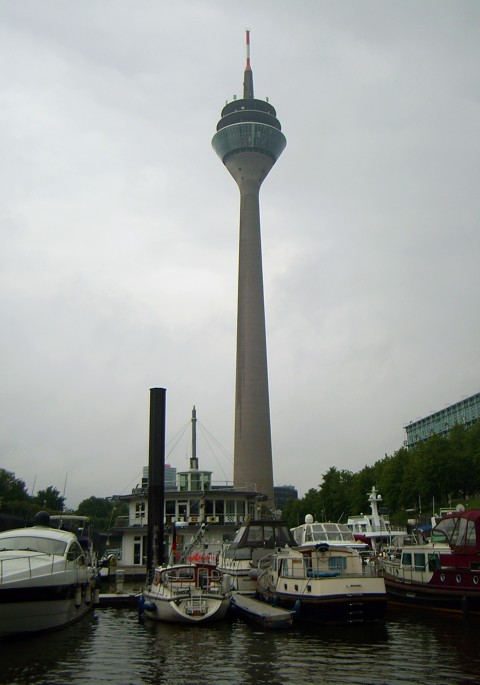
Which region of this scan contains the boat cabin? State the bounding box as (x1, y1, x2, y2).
(430, 509, 480, 569)
(291, 515, 368, 551)
(222, 520, 296, 563)
(153, 563, 223, 591)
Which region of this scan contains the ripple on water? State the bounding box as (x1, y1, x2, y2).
(1, 607, 480, 685)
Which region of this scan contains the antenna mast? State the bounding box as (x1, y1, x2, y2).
(243, 29, 254, 99)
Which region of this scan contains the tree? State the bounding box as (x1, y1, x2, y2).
(34, 486, 65, 512)
(318, 467, 354, 522)
(76, 496, 126, 531)
(0, 468, 30, 503)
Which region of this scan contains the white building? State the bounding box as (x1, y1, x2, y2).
(110, 464, 266, 575)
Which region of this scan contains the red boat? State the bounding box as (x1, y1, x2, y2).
(381, 507, 480, 614)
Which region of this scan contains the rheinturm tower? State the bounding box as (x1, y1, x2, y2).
(212, 32, 286, 504)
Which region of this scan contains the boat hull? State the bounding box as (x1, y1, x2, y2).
(261, 590, 387, 624)
(142, 591, 230, 624)
(258, 574, 387, 624)
(0, 583, 94, 638)
(383, 575, 480, 615)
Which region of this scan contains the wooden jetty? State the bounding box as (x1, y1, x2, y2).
(230, 593, 295, 630)
(98, 592, 140, 607)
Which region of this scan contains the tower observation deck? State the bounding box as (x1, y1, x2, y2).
(212, 31, 286, 505)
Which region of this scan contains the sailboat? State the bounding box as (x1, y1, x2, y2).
(139, 405, 231, 624)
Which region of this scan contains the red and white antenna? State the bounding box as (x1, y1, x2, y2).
(245, 29, 251, 71)
(243, 29, 254, 99)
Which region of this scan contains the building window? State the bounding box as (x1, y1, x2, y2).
(135, 502, 145, 523)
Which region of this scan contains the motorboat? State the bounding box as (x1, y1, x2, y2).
(380, 506, 480, 614)
(0, 512, 98, 639)
(291, 515, 369, 552)
(255, 542, 387, 624)
(49, 514, 97, 567)
(347, 486, 408, 550)
(216, 519, 297, 594)
(139, 561, 231, 624)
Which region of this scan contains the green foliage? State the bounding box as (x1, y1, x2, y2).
(0, 469, 30, 503)
(76, 497, 127, 532)
(34, 486, 65, 512)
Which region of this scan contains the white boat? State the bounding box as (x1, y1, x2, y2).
(216, 519, 297, 594)
(0, 512, 98, 639)
(140, 561, 231, 624)
(255, 543, 387, 624)
(346, 486, 408, 551)
(291, 515, 369, 552)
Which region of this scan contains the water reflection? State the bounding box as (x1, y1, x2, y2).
(0, 611, 98, 685)
(1, 608, 480, 685)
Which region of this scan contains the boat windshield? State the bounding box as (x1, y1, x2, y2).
(293, 523, 358, 545)
(230, 522, 295, 549)
(433, 515, 477, 549)
(0, 536, 68, 556)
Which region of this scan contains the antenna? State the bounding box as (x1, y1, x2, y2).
(245, 28, 251, 71)
(243, 29, 254, 99)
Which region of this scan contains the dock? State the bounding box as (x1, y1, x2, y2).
(98, 592, 141, 608)
(230, 593, 295, 630)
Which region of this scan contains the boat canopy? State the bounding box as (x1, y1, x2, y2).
(432, 510, 480, 552)
(224, 520, 296, 560)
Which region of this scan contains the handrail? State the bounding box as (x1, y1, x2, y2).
(0, 553, 69, 584)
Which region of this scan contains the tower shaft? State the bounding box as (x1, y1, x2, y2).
(229, 159, 274, 501)
(212, 33, 286, 507)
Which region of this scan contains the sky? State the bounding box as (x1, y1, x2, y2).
(1, 1, 480, 509)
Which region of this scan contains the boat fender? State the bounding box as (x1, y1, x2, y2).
(143, 601, 157, 614)
(84, 584, 92, 604)
(93, 588, 100, 605)
(272, 594, 279, 607)
(74, 586, 82, 607)
(293, 599, 302, 617)
(138, 595, 145, 616)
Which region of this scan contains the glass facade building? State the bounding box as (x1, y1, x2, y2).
(404, 391, 480, 448)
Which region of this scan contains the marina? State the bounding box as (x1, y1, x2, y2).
(2, 11, 480, 685)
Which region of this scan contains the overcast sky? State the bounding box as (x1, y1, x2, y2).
(1, 1, 479, 509)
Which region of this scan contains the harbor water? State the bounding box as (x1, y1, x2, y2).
(1, 606, 479, 685)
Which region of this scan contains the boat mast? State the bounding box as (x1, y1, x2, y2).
(190, 406, 199, 471)
(369, 486, 382, 531)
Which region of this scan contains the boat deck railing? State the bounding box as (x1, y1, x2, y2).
(0, 553, 73, 583)
(380, 560, 432, 583)
(279, 557, 382, 580)
(350, 524, 407, 535)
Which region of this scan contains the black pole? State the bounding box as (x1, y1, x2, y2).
(147, 387, 166, 572)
